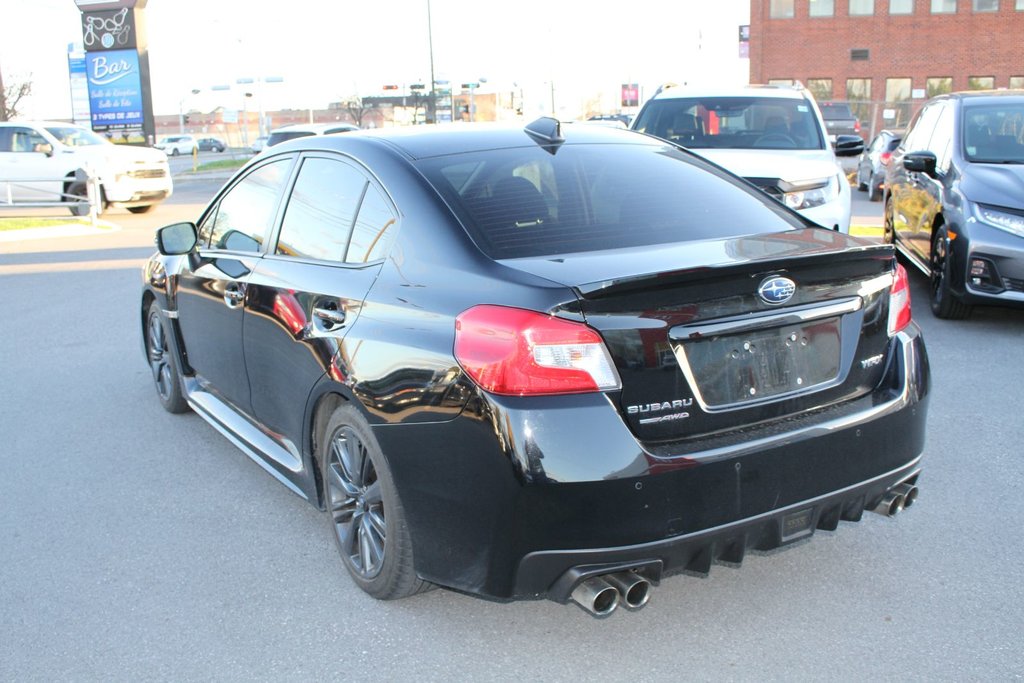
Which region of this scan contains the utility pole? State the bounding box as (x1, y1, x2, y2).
(0, 59, 8, 121)
(427, 0, 436, 124)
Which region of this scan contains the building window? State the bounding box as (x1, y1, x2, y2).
(932, 0, 956, 12)
(973, 0, 999, 8)
(850, 48, 871, 60)
(1011, 77, 1024, 88)
(807, 79, 834, 101)
(850, 0, 875, 13)
(927, 77, 954, 97)
(770, 0, 795, 17)
(810, 0, 835, 15)
(1018, 0, 1024, 9)
(847, 78, 872, 127)
(968, 76, 995, 90)
(890, 0, 914, 13)
(886, 78, 914, 128)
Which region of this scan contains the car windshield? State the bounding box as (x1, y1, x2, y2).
(962, 102, 1024, 164)
(416, 142, 804, 259)
(634, 96, 826, 151)
(45, 126, 108, 147)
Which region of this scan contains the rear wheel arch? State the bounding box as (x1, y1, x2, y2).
(310, 391, 350, 509)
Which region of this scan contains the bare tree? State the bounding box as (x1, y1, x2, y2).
(342, 96, 376, 128)
(0, 65, 33, 121)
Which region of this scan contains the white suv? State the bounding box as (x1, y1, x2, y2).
(632, 85, 863, 233)
(0, 121, 173, 214)
(155, 135, 198, 156)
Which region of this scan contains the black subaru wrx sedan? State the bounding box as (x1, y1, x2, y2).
(141, 119, 929, 616)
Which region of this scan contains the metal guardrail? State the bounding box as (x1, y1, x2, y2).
(0, 168, 101, 227)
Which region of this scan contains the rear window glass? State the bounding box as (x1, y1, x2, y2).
(416, 142, 803, 260)
(819, 103, 855, 119)
(267, 131, 315, 146)
(633, 97, 825, 150)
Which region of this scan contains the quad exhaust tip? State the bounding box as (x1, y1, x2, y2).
(570, 571, 652, 617)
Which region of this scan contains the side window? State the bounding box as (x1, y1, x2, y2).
(276, 157, 367, 261)
(903, 104, 941, 152)
(346, 185, 398, 263)
(208, 158, 291, 253)
(929, 103, 955, 171)
(8, 127, 47, 153)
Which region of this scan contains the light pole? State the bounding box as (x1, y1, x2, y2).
(427, 0, 437, 123)
(178, 88, 199, 133)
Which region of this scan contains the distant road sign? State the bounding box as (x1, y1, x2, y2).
(222, 109, 238, 123)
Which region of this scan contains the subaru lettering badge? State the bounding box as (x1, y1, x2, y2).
(758, 276, 796, 305)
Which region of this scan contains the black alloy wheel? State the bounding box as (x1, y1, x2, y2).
(929, 226, 971, 320)
(321, 405, 427, 599)
(146, 301, 189, 413)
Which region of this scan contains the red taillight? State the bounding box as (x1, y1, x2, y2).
(855, 120, 861, 133)
(888, 264, 912, 335)
(454, 305, 621, 396)
(880, 151, 892, 166)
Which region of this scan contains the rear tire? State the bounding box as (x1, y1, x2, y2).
(66, 181, 89, 217)
(856, 167, 868, 192)
(127, 205, 155, 214)
(321, 405, 428, 600)
(170, 148, 180, 156)
(867, 173, 881, 202)
(929, 226, 972, 320)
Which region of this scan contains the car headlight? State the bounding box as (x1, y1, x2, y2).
(976, 204, 1024, 238)
(783, 176, 840, 210)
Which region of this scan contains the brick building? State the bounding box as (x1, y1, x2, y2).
(749, 0, 1024, 136)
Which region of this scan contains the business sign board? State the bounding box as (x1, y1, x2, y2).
(68, 48, 92, 126)
(81, 7, 138, 51)
(621, 83, 639, 108)
(87, 49, 144, 130)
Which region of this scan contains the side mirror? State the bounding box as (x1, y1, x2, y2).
(903, 151, 937, 177)
(833, 135, 865, 157)
(156, 222, 198, 255)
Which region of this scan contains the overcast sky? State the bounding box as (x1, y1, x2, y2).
(2, 0, 750, 120)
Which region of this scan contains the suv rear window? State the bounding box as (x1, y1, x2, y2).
(819, 103, 855, 119)
(633, 97, 826, 151)
(417, 142, 803, 259)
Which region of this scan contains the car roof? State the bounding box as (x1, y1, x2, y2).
(270, 120, 659, 160)
(650, 84, 810, 101)
(940, 89, 1024, 102)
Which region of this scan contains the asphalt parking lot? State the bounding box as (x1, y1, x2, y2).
(1, 177, 1022, 680)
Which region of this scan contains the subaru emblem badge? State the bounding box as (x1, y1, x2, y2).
(758, 276, 796, 305)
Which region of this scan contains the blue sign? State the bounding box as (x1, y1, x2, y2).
(86, 49, 143, 129)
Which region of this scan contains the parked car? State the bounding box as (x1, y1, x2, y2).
(266, 122, 360, 147)
(249, 136, 268, 154)
(0, 121, 172, 215)
(141, 119, 928, 616)
(197, 137, 226, 153)
(632, 84, 864, 232)
(885, 90, 1024, 319)
(588, 113, 632, 127)
(155, 134, 198, 156)
(856, 130, 902, 201)
(819, 101, 863, 141)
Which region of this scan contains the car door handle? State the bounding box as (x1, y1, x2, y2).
(223, 284, 245, 307)
(313, 306, 346, 329)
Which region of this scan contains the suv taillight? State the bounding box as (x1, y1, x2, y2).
(888, 264, 912, 335)
(455, 305, 621, 396)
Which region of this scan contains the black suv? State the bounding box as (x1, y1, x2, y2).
(885, 91, 1024, 318)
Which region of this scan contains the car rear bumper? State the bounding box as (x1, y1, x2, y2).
(372, 326, 929, 601)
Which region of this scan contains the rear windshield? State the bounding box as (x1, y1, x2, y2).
(819, 103, 855, 120)
(416, 142, 803, 259)
(633, 96, 826, 151)
(267, 130, 315, 147)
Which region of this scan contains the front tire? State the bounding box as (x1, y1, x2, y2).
(145, 301, 189, 413)
(929, 226, 972, 320)
(127, 205, 155, 214)
(867, 172, 881, 202)
(170, 148, 180, 156)
(66, 181, 89, 216)
(321, 405, 427, 599)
